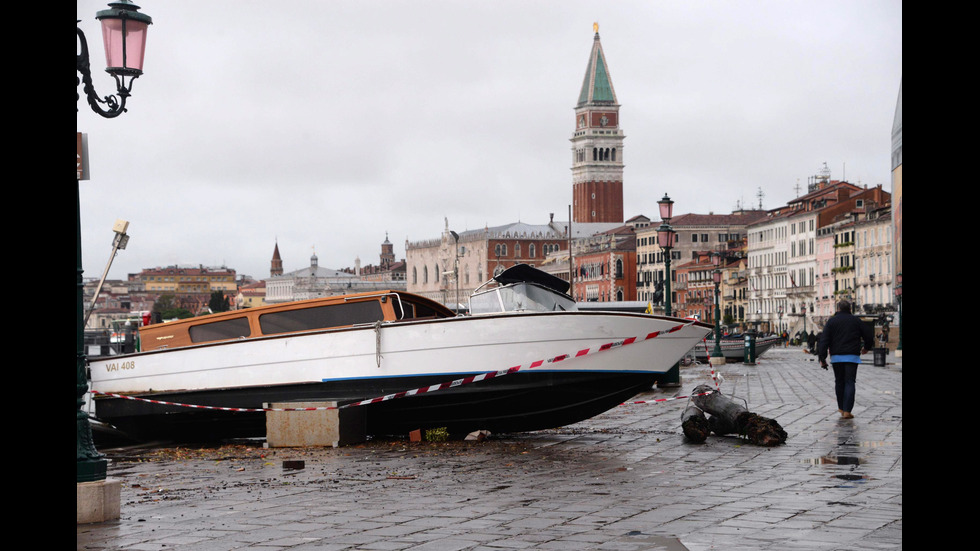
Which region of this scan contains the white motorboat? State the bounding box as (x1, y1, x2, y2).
(88, 264, 712, 440)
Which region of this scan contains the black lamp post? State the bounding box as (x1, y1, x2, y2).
(656, 194, 675, 315)
(777, 305, 784, 344)
(709, 252, 724, 366)
(77, 0, 152, 485)
(450, 230, 460, 315)
(895, 272, 902, 354)
(656, 194, 680, 386)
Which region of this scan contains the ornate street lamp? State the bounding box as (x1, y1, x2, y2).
(658, 193, 674, 225)
(710, 252, 724, 366)
(77, 0, 152, 487)
(77, 1, 153, 118)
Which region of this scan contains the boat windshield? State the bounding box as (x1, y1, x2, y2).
(469, 282, 577, 314)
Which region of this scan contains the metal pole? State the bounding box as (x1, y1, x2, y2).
(659, 233, 680, 386)
(77, 176, 106, 483)
(84, 237, 123, 325)
(711, 279, 723, 361)
(896, 272, 902, 353)
(663, 242, 672, 316)
(567, 204, 573, 298)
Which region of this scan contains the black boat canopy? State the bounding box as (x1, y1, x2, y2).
(493, 264, 571, 295)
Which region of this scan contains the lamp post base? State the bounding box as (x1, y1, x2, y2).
(77, 478, 120, 524)
(657, 363, 682, 388)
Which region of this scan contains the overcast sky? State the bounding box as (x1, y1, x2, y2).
(76, 0, 902, 282)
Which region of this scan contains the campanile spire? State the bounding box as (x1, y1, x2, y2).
(571, 24, 624, 224)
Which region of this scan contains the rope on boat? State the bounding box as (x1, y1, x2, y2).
(90, 319, 702, 413)
(374, 320, 383, 368)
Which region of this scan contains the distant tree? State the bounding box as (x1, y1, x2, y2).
(152, 294, 193, 320)
(208, 291, 231, 313)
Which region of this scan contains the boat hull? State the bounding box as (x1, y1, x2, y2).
(94, 371, 658, 440)
(90, 311, 710, 439)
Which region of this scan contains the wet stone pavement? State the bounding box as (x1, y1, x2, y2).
(77, 347, 902, 550)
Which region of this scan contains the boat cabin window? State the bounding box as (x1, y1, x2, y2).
(395, 298, 445, 320)
(469, 282, 577, 314)
(258, 300, 384, 335)
(188, 317, 251, 343)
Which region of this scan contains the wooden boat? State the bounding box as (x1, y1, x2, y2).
(88, 264, 712, 440)
(692, 334, 781, 362)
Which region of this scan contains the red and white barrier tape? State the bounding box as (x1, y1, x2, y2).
(87, 391, 283, 413)
(90, 320, 699, 413)
(622, 388, 716, 406)
(619, 334, 721, 406)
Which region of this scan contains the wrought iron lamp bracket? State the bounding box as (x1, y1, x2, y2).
(77, 25, 132, 118)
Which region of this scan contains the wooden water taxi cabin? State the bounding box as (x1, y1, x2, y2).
(138, 291, 454, 352)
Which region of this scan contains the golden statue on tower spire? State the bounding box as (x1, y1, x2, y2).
(593, 22, 599, 34)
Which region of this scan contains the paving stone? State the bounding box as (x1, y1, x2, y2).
(77, 348, 902, 550)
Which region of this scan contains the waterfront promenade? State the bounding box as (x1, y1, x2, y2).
(77, 347, 902, 550)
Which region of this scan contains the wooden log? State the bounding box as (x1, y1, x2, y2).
(681, 405, 710, 443)
(691, 384, 787, 447)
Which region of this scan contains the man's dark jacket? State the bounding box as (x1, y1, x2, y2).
(817, 312, 874, 364)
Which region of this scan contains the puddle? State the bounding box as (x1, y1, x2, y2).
(832, 473, 872, 487)
(623, 532, 690, 550)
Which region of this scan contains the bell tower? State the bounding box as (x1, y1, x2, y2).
(571, 23, 624, 224)
(380, 232, 395, 270)
(270, 241, 283, 277)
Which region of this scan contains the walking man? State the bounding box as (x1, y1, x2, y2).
(817, 300, 874, 419)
